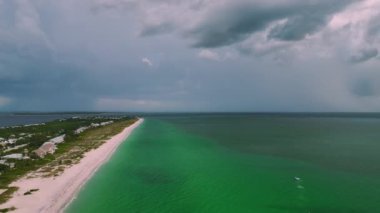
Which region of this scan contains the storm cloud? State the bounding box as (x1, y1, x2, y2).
(190, 0, 355, 47)
(0, 0, 380, 112)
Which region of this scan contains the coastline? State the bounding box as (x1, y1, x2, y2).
(0, 118, 144, 213)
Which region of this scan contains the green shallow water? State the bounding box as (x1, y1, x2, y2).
(66, 115, 380, 213)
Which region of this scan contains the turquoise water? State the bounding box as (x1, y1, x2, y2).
(67, 115, 380, 212)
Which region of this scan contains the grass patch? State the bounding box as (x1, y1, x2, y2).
(0, 206, 16, 212)
(0, 187, 18, 204)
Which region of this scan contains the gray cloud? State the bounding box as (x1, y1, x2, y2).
(190, 0, 355, 48)
(90, 0, 138, 13)
(1, 0, 380, 112)
(350, 48, 378, 63)
(190, 3, 287, 48)
(140, 22, 175, 37)
(268, 15, 327, 41)
(351, 78, 375, 97)
(367, 15, 380, 37)
(268, 1, 355, 41)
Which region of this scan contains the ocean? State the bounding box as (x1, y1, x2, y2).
(66, 114, 380, 212)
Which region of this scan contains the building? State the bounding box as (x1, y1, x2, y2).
(2, 153, 23, 160)
(33, 142, 57, 158)
(4, 144, 28, 153)
(100, 121, 113, 126)
(49, 134, 65, 144)
(75, 126, 90, 134)
(91, 123, 100, 127)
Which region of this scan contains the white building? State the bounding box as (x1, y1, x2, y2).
(49, 134, 65, 144)
(34, 142, 57, 158)
(75, 126, 90, 134)
(4, 144, 28, 153)
(4, 138, 17, 144)
(2, 153, 23, 160)
(100, 121, 113, 126)
(91, 123, 100, 127)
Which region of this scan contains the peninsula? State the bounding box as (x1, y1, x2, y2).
(0, 116, 143, 212)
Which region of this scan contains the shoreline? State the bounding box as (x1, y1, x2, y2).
(0, 118, 144, 213)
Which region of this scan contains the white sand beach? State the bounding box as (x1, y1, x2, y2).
(0, 118, 143, 213)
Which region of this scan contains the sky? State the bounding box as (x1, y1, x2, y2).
(0, 0, 380, 112)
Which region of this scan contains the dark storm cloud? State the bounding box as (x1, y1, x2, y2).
(0, 53, 94, 111)
(1, 0, 380, 112)
(267, 1, 355, 41)
(190, 0, 355, 48)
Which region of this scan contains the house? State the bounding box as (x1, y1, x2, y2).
(4, 144, 28, 153)
(2, 153, 23, 160)
(90, 121, 113, 128)
(0, 160, 15, 169)
(100, 121, 113, 126)
(75, 126, 89, 134)
(4, 138, 17, 145)
(33, 142, 57, 158)
(49, 134, 65, 144)
(91, 123, 100, 127)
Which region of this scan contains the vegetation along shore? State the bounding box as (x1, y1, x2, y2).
(0, 115, 139, 212)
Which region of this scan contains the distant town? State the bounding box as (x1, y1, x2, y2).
(0, 117, 117, 168)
